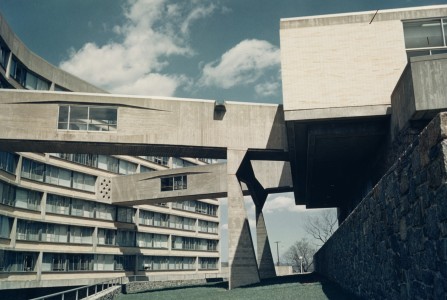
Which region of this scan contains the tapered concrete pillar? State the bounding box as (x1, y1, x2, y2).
(255, 206, 276, 279)
(227, 149, 260, 289)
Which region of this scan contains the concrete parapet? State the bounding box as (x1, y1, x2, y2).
(314, 112, 447, 299)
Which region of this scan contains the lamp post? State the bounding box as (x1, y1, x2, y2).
(299, 256, 303, 273)
(275, 241, 280, 266)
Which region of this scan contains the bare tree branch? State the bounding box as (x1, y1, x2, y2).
(304, 210, 338, 246)
(283, 238, 316, 273)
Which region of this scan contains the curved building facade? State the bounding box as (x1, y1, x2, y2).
(0, 13, 220, 290)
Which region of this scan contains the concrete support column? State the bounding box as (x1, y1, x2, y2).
(227, 149, 260, 289)
(255, 205, 276, 279)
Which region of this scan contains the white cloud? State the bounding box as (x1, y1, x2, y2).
(59, 0, 217, 96)
(199, 39, 280, 89)
(264, 193, 307, 214)
(255, 81, 280, 97)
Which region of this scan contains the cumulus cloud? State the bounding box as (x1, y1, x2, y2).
(199, 39, 281, 89)
(60, 0, 216, 96)
(255, 81, 280, 97)
(264, 193, 306, 214)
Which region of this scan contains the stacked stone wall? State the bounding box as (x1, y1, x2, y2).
(314, 113, 447, 299)
(123, 278, 207, 294)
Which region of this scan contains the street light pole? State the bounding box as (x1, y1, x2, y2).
(299, 256, 303, 274)
(274, 241, 280, 266)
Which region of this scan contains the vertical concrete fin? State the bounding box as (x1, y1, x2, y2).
(227, 149, 260, 289)
(256, 206, 277, 279)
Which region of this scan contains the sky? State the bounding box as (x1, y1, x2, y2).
(0, 0, 445, 262)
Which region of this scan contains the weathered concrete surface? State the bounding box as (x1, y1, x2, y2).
(280, 5, 447, 120)
(111, 161, 293, 205)
(0, 90, 287, 158)
(227, 149, 260, 289)
(256, 207, 276, 279)
(391, 53, 447, 135)
(314, 113, 447, 299)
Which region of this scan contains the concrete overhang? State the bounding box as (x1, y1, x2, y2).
(287, 113, 390, 208)
(391, 53, 447, 134)
(110, 161, 293, 206)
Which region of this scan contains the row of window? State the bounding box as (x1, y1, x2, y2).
(172, 200, 218, 216)
(6, 216, 217, 250)
(21, 158, 96, 192)
(171, 236, 218, 251)
(403, 18, 447, 57)
(9, 57, 50, 90)
(52, 153, 141, 175)
(140, 156, 169, 166)
(58, 105, 117, 132)
(0, 178, 217, 228)
(17, 220, 94, 244)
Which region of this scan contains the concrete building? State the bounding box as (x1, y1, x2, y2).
(0, 3, 446, 297)
(0, 12, 221, 291)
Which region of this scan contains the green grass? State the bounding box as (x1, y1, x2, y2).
(116, 274, 359, 300)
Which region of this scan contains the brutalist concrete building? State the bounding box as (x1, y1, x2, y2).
(0, 4, 447, 299)
(0, 12, 220, 292)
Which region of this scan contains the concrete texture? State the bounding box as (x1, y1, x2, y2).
(314, 113, 447, 299)
(392, 54, 447, 135)
(227, 149, 260, 289)
(280, 5, 447, 119)
(0, 91, 287, 158)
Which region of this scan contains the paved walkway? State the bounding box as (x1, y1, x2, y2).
(116, 273, 359, 300)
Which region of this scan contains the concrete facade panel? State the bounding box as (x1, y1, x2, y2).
(280, 19, 407, 114)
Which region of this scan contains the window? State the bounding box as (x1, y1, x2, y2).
(0, 40, 9, 70)
(21, 158, 97, 192)
(161, 175, 187, 191)
(46, 194, 70, 215)
(15, 188, 41, 211)
(198, 220, 218, 234)
(172, 158, 195, 168)
(136, 232, 168, 248)
(0, 181, 16, 207)
(98, 155, 119, 173)
(403, 18, 447, 57)
(171, 236, 218, 251)
(58, 105, 117, 131)
(67, 254, 93, 271)
(98, 228, 116, 246)
(0, 250, 38, 272)
(0, 152, 18, 174)
(118, 160, 137, 175)
(69, 226, 93, 244)
(0, 215, 12, 239)
(9, 57, 50, 90)
(71, 199, 95, 218)
(199, 257, 218, 270)
(114, 255, 134, 271)
(96, 203, 116, 221)
(116, 230, 135, 247)
(117, 207, 135, 223)
(140, 156, 169, 166)
(140, 165, 155, 173)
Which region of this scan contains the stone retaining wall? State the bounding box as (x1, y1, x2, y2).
(123, 279, 207, 294)
(86, 286, 121, 300)
(314, 113, 447, 299)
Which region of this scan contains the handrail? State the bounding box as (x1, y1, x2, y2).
(29, 276, 124, 300)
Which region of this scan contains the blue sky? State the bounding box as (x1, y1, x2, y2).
(0, 0, 445, 262)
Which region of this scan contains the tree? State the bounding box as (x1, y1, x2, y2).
(283, 238, 316, 273)
(304, 209, 338, 245)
